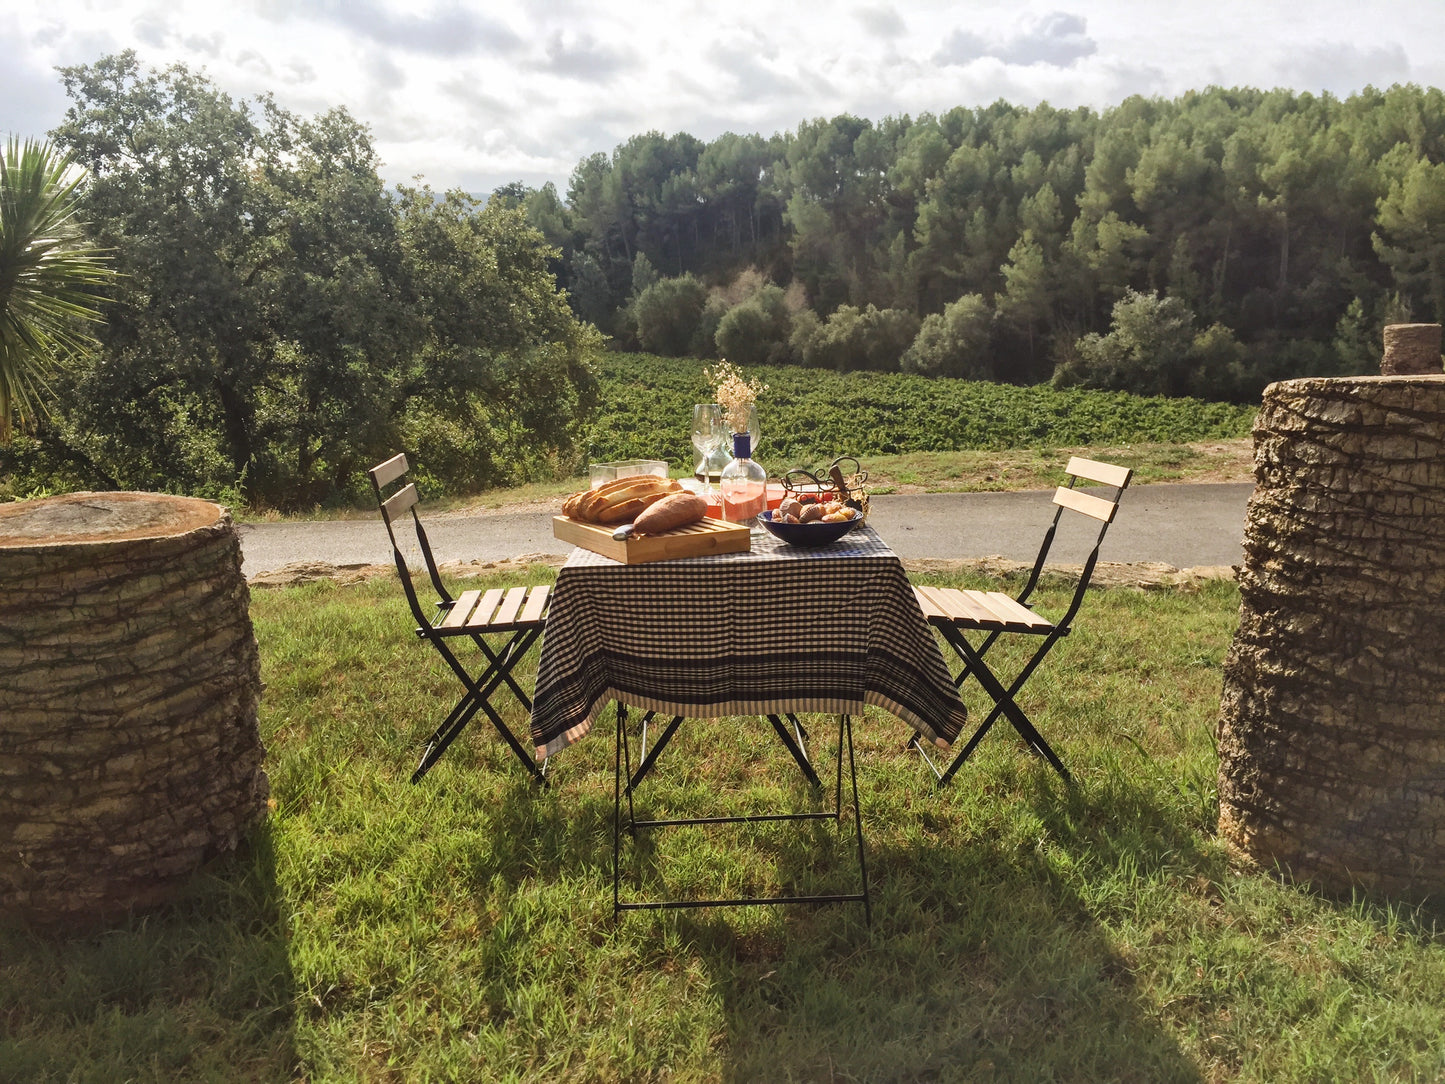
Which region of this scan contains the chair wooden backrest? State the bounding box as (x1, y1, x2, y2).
(1016, 456, 1132, 632)
(369, 452, 452, 629)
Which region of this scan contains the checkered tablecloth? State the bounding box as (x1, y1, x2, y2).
(530, 525, 968, 759)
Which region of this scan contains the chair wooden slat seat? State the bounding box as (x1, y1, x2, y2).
(517, 584, 551, 625)
(440, 589, 484, 629)
(908, 457, 1132, 786)
(370, 454, 550, 786)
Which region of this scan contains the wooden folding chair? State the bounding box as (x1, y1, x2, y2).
(369, 453, 550, 786)
(909, 457, 1132, 786)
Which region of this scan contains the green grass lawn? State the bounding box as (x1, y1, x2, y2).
(4, 569, 1443, 1082)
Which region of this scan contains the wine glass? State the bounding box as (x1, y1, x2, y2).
(691, 404, 725, 497)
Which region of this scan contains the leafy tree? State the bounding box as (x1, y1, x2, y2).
(53, 53, 419, 504)
(901, 293, 994, 379)
(630, 251, 659, 296)
(0, 138, 114, 442)
(793, 303, 919, 372)
(396, 187, 602, 491)
(1332, 296, 1383, 373)
(696, 131, 784, 255)
(1056, 289, 1244, 397)
(564, 250, 616, 327)
(1373, 156, 1445, 321)
(50, 51, 598, 507)
(690, 294, 728, 358)
(714, 283, 793, 366)
(632, 273, 706, 356)
(53, 53, 275, 494)
(996, 231, 1053, 378)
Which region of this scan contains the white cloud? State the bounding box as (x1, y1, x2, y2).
(5, 0, 1445, 198)
(936, 11, 1098, 69)
(529, 31, 632, 82)
(1275, 41, 1412, 96)
(853, 5, 906, 40)
(182, 32, 223, 58)
(288, 0, 524, 57)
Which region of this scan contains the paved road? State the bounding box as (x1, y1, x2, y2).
(237, 482, 1254, 576)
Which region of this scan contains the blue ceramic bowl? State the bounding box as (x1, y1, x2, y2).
(759, 509, 863, 546)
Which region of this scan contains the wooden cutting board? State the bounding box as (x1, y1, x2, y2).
(552, 515, 750, 563)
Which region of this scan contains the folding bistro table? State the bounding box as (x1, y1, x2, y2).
(530, 525, 968, 921)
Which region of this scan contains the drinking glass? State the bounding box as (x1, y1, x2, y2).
(691, 404, 725, 496)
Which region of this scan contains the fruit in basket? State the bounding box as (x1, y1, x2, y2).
(562, 476, 684, 525)
(632, 491, 707, 534)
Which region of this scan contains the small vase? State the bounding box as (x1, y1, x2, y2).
(720, 432, 767, 528)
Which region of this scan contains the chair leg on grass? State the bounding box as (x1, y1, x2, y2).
(412, 631, 547, 787)
(914, 625, 1073, 787)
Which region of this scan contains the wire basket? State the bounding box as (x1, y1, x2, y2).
(780, 457, 869, 521)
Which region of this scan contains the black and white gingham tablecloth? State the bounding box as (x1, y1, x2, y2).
(530, 525, 968, 758)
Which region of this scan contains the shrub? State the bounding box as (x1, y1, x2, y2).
(794, 304, 921, 372)
(690, 295, 728, 358)
(1055, 289, 1244, 398)
(714, 284, 793, 365)
(902, 293, 994, 378)
(633, 274, 708, 357)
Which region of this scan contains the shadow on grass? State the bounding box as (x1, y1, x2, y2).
(473, 717, 1209, 1082)
(655, 772, 1211, 1083)
(0, 822, 297, 1084)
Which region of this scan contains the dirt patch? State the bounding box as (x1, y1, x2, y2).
(1173, 439, 1257, 483)
(902, 556, 1237, 589)
(247, 554, 565, 588)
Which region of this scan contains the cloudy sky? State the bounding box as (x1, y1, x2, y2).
(5, 1, 1444, 197)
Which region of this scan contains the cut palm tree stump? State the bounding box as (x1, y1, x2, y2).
(1218, 375, 1445, 895)
(0, 492, 267, 926)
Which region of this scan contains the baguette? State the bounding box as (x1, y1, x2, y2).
(570, 476, 682, 524)
(591, 474, 664, 498)
(632, 492, 707, 534)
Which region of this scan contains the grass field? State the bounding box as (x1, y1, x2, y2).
(4, 566, 1443, 1083)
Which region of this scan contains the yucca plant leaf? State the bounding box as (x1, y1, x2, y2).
(0, 136, 117, 441)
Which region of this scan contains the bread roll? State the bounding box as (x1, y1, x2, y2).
(595, 488, 674, 525)
(632, 491, 707, 534)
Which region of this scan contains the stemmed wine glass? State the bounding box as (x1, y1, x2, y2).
(690, 404, 725, 498)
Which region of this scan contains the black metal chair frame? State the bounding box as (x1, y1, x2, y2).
(369, 453, 548, 786)
(613, 704, 870, 925)
(910, 457, 1132, 787)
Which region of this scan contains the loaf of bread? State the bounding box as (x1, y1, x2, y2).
(632, 491, 707, 534)
(562, 476, 684, 525)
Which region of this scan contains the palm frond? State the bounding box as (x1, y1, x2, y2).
(0, 136, 117, 441)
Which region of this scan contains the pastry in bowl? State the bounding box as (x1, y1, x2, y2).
(759, 508, 862, 546)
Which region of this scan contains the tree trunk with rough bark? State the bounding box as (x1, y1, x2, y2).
(0, 492, 267, 926)
(1217, 375, 1445, 895)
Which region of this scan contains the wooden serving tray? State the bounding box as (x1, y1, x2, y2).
(552, 515, 750, 564)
